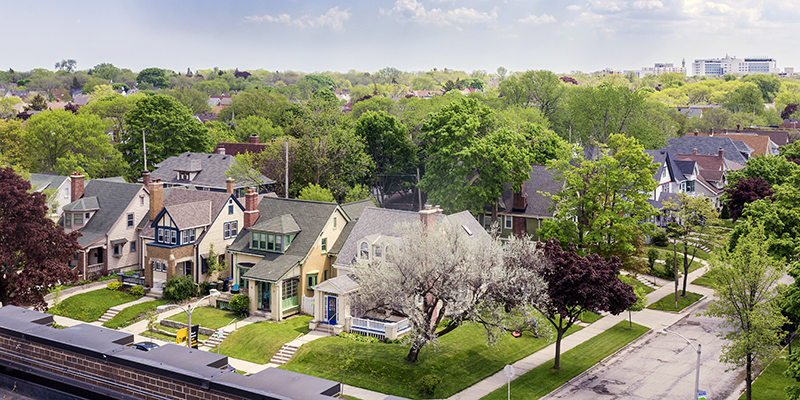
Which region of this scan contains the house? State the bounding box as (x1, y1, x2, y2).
(313, 206, 488, 339)
(675, 150, 730, 191)
(140, 176, 244, 292)
(226, 197, 351, 321)
(148, 152, 274, 197)
(214, 135, 268, 157)
(666, 136, 750, 167)
(28, 173, 72, 217)
(645, 149, 723, 224)
(691, 130, 780, 156)
(478, 164, 564, 240)
(62, 173, 150, 279)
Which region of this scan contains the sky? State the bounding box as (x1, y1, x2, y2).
(6, 0, 800, 75)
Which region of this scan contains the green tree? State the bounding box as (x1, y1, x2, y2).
(25, 94, 48, 111)
(81, 77, 109, 94)
(419, 98, 536, 219)
(54, 59, 77, 72)
(704, 224, 786, 400)
(723, 82, 764, 115)
(119, 95, 210, 177)
(224, 151, 270, 190)
(136, 67, 170, 90)
(353, 111, 415, 206)
(218, 88, 301, 129)
(0, 97, 22, 117)
(89, 63, 122, 81)
(22, 110, 128, 178)
(165, 87, 211, 114)
(79, 93, 139, 142)
(728, 154, 800, 187)
(499, 70, 565, 121)
(343, 184, 372, 203)
(540, 134, 658, 272)
(204, 243, 226, 282)
(297, 183, 335, 203)
(235, 115, 283, 142)
(194, 79, 230, 96)
(0, 119, 28, 169)
(742, 74, 781, 103)
(664, 193, 719, 296)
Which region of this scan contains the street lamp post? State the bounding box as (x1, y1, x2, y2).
(662, 328, 701, 400)
(158, 289, 221, 348)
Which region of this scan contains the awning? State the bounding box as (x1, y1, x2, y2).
(110, 238, 129, 245)
(238, 262, 255, 268)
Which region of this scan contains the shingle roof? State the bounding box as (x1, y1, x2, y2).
(150, 152, 274, 190)
(63, 181, 144, 248)
(329, 200, 374, 255)
(28, 173, 67, 192)
(164, 201, 212, 230)
(487, 165, 563, 218)
(63, 196, 100, 211)
(312, 274, 360, 295)
(251, 214, 301, 234)
(666, 136, 749, 165)
(228, 198, 339, 282)
(693, 133, 773, 156)
(141, 189, 236, 238)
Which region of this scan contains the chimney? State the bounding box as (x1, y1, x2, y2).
(250, 135, 259, 144)
(512, 182, 528, 211)
(70, 171, 84, 203)
(217, 146, 225, 155)
(419, 205, 436, 233)
(142, 171, 151, 188)
(736, 124, 741, 132)
(723, 128, 728, 134)
(693, 148, 697, 155)
(718, 148, 724, 158)
(710, 127, 714, 136)
(693, 129, 699, 136)
(149, 179, 163, 222)
(243, 188, 259, 228)
(226, 178, 234, 194)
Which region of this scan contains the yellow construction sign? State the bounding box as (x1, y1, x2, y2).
(176, 327, 188, 345)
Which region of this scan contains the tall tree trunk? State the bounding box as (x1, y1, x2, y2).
(682, 241, 689, 296)
(746, 353, 752, 400)
(673, 240, 679, 309)
(553, 328, 565, 370)
(407, 346, 421, 364)
(629, 310, 632, 329)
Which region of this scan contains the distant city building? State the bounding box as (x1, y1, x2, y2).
(692, 55, 777, 76)
(629, 61, 687, 78)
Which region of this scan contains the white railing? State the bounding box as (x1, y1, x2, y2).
(351, 317, 387, 333)
(397, 318, 411, 333)
(87, 263, 103, 274)
(301, 296, 314, 316)
(350, 317, 411, 340)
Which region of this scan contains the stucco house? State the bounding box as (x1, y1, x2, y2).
(140, 177, 244, 292)
(63, 173, 150, 279)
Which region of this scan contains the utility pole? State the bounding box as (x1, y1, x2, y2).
(285, 137, 289, 199)
(142, 130, 147, 171)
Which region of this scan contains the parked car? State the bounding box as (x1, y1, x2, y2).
(132, 342, 160, 351)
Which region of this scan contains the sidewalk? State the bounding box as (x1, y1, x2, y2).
(448, 261, 713, 399)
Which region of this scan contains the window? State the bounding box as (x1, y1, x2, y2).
(182, 230, 189, 244)
(65, 213, 71, 228)
(170, 230, 177, 245)
(113, 244, 121, 256)
(373, 245, 382, 258)
(228, 205, 234, 215)
(127, 213, 134, 228)
(307, 273, 318, 289)
(267, 234, 274, 251)
(282, 279, 299, 300)
(189, 229, 196, 243)
(223, 222, 238, 239)
(157, 228, 164, 243)
(153, 261, 166, 272)
(333, 217, 337, 229)
(179, 172, 190, 181)
(230, 221, 238, 237)
(483, 215, 492, 230)
(85, 212, 90, 219)
(504, 215, 512, 230)
(275, 236, 282, 252)
(131, 241, 136, 252)
(686, 180, 695, 193)
(321, 238, 328, 253)
(324, 270, 328, 280)
(260, 233, 267, 250)
(73, 212, 83, 225)
(360, 242, 369, 260)
(251, 232, 259, 248)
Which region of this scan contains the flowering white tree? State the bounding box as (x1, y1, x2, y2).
(352, 220, 548, 363)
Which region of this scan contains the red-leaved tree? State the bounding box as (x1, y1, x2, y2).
(724, 177, 774, 222)
(0, 167, 81, 310)
(536, 239, 636, 370)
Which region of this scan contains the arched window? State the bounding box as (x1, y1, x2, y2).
(360, 242, 369, 260)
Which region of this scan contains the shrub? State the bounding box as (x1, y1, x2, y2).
(107, 281, 123, 291)
(651, 231, 669, 247)
(229, 294, 250, 316)
(163, 276, 197, 302)
(198, 281, 210, 296)
(129, 285, 145, 297)
(647, 249, 659, 272)
(339, 332, 380, 343)
(419, 374, 442, 395)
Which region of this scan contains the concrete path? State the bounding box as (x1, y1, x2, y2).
(448, 261, 713, 400)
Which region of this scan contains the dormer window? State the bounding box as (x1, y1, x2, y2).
(178, 172, 190, 181)
(373, 245, 382, 259)
(360, 242, 369, 260)
(74, 213, 83, 225)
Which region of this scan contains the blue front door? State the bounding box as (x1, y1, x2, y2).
(326, 296, 337, 325)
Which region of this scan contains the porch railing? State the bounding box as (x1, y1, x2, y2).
(350, 317, 411, 340)
(118, 273, 144, 287)
(87, 263, 104, 274)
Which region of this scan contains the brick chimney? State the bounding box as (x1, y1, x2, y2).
(243, 188, 259, 228)
(419, 205, 437, 233)
(142, 171, 151, 188)
(693, 129, 699, 136)
(512, 182, 528, 211)
(149, 179, 163, 222)
(226, 178, 234, 194)
(70, 171, 84, 203)
(710, 127, 714, 136)
(250, 135, 259, 144)
(693, 148, 698, 155)
(718, 148, 724, 158)
(217, 146, 226, 155)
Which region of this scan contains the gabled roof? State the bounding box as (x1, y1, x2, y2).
(29, 173, 67, 192)
(251, 214, 301, 234)
(329, 199, 375, 255)
(312, 274, 360, 295)
(667, 136, 749, 165)
(141, 189, 238, 238)
(693, 133, 775, 155)
(488, 165, 564, 218)
(63, 181, 144, 248)
(228, 198, 340, 282)
(163, 201, 212, 230)
(150, 152, 274, 190)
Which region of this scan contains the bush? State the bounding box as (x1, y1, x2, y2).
(198, 281, 210, 296)
(163, 276, 197, 302)
(651, 231, 669, 247)
(129, 285, 145, 297)
(647, 249, 659, 272)
(229, 294, 250, 316)
(419, 374, 442, 395)
(107, 281, 123, 291)
(339, 332, 380, 343)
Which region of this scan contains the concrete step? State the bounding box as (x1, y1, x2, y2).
(97, 308, 120, 323)
(203, 331, 229, 348)
(269, 344, 300, 365)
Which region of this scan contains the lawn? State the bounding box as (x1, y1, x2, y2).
(691, 275, 716, 287)
(579, 311, 603, 323)
(103, 299, 168, 329)
(647, 292, 703, 312)
(481, 321, 649, 400)
(281, 322, 582, 399)
(740, 349, 795, 399)
(219, 316, 312, 364)
(48, 288, 141, 322)
(167, 306, 241, 330)
(619, 275, 656, 295)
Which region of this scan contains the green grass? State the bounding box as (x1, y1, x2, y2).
(219, 316, 312, 364)
(167, 306, 241, 330)
(102, 299, 169, 329)
(280, 322, 582, 399)
(647, 292, 703, 311)
(48, 288, 141, 322)
(482, 321, 649, 400)
(710, 219, 737, 229)
(619, 275, 656, 295)
(739, 348, 795, 399)
(579, 311, 603, 323)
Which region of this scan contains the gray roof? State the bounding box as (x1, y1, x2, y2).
(648, 191, 680, 210)
(329, 199, 374, 255)
(488, 164, 564, 218)
(645, 149, 695, 182)
(29, 173, 67, 192)
(63, 180, 144, 248)
(251, 214, 301, 234)
(141, 189, 238, 238)
(312, 274, 360, 295)
(150, 152, 274, 190)
(229, 198, 340, 282)
(164, 200, 212, 230)
(333, 207, 489, 269)
(667, 136, 749, 165)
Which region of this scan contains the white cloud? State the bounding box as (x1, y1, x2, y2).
(633, 1, 664, 9)
(567, 5, 582, 11)
(244, 6, 351, 30)
(383, 0, 497, 25)
(517, 14, 556, 24)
